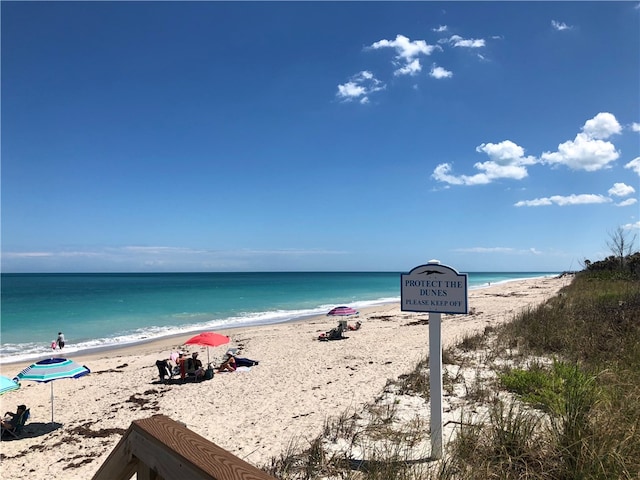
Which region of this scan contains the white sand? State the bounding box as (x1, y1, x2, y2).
(0, 275, 569, 479)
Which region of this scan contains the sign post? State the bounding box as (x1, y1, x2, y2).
(400, 260, 468, 459)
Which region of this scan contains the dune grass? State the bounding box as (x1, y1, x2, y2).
(263, 269, 640, 479)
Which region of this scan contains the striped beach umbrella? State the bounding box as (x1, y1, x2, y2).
(0, 375, 20, 395)
(327, 306, 359, 317)
(15, 358, 90, 423)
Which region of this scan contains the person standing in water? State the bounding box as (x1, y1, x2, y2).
(56, 332, 65, 349)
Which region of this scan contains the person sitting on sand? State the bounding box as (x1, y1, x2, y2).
(1, 405, 27, 433)
(188, 352, 206, 381)
(348, 321, 362, 331)
(217, 354, 237, 372)
(176, 352, 188, 379)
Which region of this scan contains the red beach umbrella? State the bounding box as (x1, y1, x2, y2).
(184, 332, 230, 364)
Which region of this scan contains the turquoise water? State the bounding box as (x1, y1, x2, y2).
(0, 271, 558, 364)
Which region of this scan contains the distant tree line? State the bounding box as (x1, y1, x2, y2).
(583, 227, 640, 279)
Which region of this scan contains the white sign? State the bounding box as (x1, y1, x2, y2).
(401, 261, 468, 314)
(400, 260, 469, 459)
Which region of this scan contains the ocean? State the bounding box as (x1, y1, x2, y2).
(0, 271, 559, 364)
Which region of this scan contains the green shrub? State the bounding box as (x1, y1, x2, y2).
(264, 269, 640, 479)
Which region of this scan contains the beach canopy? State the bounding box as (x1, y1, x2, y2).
(184, 332, 230, 365)
(327, 306, 359, 317)
(15, 357, 90, 423)
(0, 375, 20, 396)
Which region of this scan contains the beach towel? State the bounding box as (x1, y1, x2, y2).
(218, 366, 251, 373)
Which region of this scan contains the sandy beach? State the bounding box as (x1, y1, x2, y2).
(0, 275, 569, 479)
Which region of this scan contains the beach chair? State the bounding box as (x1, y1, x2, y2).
(1, 408, 30, 440)
(321, 323, 345, 341)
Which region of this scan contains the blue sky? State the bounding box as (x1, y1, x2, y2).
(2, 2, 639, 273)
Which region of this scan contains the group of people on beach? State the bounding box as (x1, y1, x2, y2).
(169, 352, 208, 381)
(156, 349, 259, 383)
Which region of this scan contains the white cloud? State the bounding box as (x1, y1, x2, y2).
(477, 141, 537, 166)
(439, 34, 485, 48)
(551, 20, 572, 31)
(394, 59, 422, 76)
(454, 247, 516, 253)
(616, 198, 638, 207)
(541, 112, 621, 171)
(610, 182, 638, 207)
(608, 182, 635, 197)
(432, 140, 538, 186)
(623, 221, 640, 230)
(542, 136, 619, 171)
(122, 245, 207, 255)
(337, 82, 366, 98)
(625, 157, 640, 175)
(3, 246, 349, 272)
(431, 164, 467, 185)
(429, 64, 453, 79)
(513, 181, 636, 209)
(336, 71, 385, 104)
(453, 246, 541, 256)
(582, 112, 622, 139)
(371, 34, 438, 59)
(432, 25, 448, 32)
(3, 251, 54, 258)
(514, 194, 611, 207)
(369, 34, 439, 76)
(631, 122, 640, 132)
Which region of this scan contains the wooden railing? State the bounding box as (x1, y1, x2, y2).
(92, 414, 277, 480)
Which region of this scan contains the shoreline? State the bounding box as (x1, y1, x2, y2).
(0, 273, 560, 367)
(0, 302, 398, 371)
(0, 275, 570, 480)
(0, 302, 396, 369)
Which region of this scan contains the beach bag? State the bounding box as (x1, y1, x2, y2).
(204, 366, 214, 380)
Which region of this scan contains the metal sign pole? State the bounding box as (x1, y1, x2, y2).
(429, 311, 443, 459)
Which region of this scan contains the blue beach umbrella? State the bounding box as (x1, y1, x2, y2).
(15, 358, 90, 423)
(0, 375, 20, 395)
